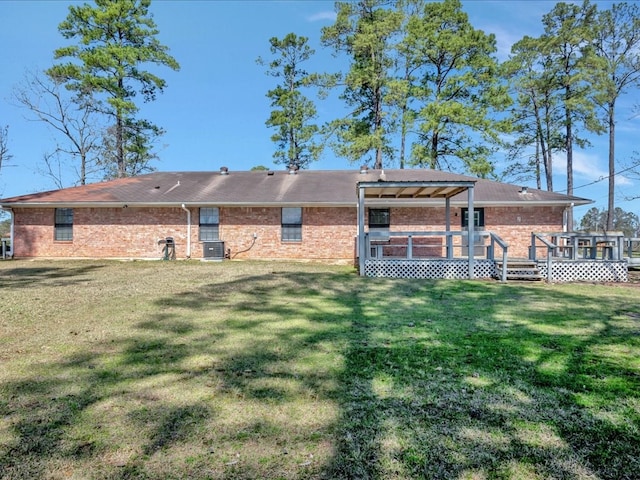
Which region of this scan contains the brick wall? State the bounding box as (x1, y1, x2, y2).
(11, 204, 565, 261)
(484, 206, 566, 258)
(13, 207, 188, 258)
(381, 205, 565, 258)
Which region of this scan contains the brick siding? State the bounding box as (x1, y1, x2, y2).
(11, 204, 565, 261)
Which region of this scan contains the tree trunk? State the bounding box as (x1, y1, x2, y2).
(430, 132, 439, 170)
(543, 101, 553, 191)
(535, 136, 541, 190)
(116, 114, 125, 178)
(533, 100, 551, 191)
(374, 84, 383, 170)
(80, 151, 86, 185)
(607, 102, 615, 230)
(399, 100, 406, 169)
(565, 87, 574, 231)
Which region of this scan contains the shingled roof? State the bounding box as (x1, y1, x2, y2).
(0, 168, 592, 207)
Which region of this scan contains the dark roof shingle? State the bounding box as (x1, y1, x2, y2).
(0, 169, 591, 207)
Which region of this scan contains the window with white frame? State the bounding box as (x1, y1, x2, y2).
(281, 207, 302, 242)
(54, 208, 74, 241)
(199, 207, 219, 241)
(368, 208, 390, 229)
(461, 208, 485, 228)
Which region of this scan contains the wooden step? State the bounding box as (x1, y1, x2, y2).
(495, 260, 543, 281)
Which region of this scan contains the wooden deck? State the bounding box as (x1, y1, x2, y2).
(361, 231, 632, 283)
(623, 238, 640, 267)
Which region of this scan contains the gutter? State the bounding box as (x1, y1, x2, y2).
(181, 204, 191, 258)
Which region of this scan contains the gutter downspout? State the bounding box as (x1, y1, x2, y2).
(181, 204, 191, 259)
(563, 202, 575, 233)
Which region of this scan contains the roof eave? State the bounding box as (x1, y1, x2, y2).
(473, 199, 593, 207)
(1, 199, 593, 209)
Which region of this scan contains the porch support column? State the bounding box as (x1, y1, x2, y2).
(445, 197, 452, 259)
(358, 186, 366, 276)
(468, 186, 475, 279)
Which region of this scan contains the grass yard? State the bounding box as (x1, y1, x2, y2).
(0, 260, 638, 480)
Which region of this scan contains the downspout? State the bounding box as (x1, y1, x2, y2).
(181, 204, 191, 259)
(563, 202, 574, 233)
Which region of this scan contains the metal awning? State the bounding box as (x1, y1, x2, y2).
(357, 180, 477, 278)
(358, 180, 474, 200)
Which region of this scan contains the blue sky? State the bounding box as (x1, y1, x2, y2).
(1, 0, 638, 221)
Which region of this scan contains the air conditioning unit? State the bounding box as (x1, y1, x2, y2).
(203, 241, 225, 261)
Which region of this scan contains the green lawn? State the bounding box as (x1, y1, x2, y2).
(0, 260, 638, 479)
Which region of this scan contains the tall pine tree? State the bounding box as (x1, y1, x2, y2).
(258, 33, 321, 169)
(590, 2, 640, 229)
(47, 0, 179, 178)
(539, 0, 602, 229)
(322, 0, 402, 169)
(403, 0, 510, 177)
(503, 36, 564, 191)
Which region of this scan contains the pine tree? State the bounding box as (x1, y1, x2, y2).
(258, 33, 321, 169)
(322, 0, 402, 169)
(590, 2, 640, 229)
(403, 0, 510, 177)
(540, 0, 602, 229)
(47, 0, 179, 178)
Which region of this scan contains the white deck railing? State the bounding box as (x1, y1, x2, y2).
(363, 230, 509, 282)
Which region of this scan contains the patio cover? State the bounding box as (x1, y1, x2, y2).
(357, 179, 477, 277)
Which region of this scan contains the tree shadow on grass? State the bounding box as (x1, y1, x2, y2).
(322, 280, 639, 479)
(0, 263, 105, 289)
(1, 266, 638, 479)
(0, 268, 358, 478)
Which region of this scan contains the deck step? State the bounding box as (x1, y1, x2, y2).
(495, 260, 543, 281)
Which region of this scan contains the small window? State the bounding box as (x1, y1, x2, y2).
(369, 208, 390, 229)
(199, 207, 220, 241)
(55, 208, 73, 241)
(461, 208, 485, 228)
(282, 207, 302, 242)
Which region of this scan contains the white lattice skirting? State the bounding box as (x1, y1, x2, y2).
(364, 259, 629, 282)
(364, 259, 496, 279)
(538, 260, 628, 283)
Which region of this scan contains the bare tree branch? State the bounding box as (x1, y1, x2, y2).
(12, 70, 105, 186)
(0, 125, 12, 173)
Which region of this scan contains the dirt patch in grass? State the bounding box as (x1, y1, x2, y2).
(0, 260, 638, 479)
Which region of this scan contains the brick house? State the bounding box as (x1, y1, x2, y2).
(0, 168, 591, 265)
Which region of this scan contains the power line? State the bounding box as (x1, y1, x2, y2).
(555, 161, 640, 194)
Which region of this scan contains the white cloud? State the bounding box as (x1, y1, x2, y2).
(554, 151, 634, 187)
(464, 1, 547, 61)
(307, 11, 337, 22)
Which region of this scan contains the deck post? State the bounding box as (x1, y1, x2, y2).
(529, 233, 536, 260)
(445, 197, 452, 259)
(468, 187, 475, 279)
(358, 186, 366, 276)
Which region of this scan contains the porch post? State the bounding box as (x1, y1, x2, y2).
(468, 186, 475, 279)
(445, 197, 451, 231)
(445, 197, 452, 259)
(358, 185, 366, 276)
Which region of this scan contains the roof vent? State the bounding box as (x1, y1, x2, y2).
(220, 166, 229, 175)
(267, 171, 275, 176)
(360, 165, 369, 174)
(520, 186, 529, 194)
(288, 164, 299, 175)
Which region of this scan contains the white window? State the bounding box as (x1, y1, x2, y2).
(199, 207, 219, 241)
(282, 207, 302, 242)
